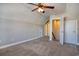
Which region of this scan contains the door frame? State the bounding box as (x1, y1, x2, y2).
(59, 16, 65, 45)
(49, 15, 65, 45)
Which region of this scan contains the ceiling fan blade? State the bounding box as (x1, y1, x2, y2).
(32, 8, 38, 12)
(44, 6, 55, 9)
(28, 3, 38, 6)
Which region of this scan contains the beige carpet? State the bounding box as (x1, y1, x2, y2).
(0, 36, 79, 56)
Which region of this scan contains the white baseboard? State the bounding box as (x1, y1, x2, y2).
(64, 41, 77, 45)
(0, 36, 42, 49)
(76, 43, 79, 45)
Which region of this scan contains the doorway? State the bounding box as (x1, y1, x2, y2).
(44, 16, 65, 45)
(52, 19, 60, 41)
(44, 19, 61, 41)
(44, 21, 49, 36)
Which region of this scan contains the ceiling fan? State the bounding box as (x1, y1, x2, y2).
(28, 3, 55, 13)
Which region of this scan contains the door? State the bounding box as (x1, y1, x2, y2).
(60, 17, 65, 45)
(65, 20, 77, 44)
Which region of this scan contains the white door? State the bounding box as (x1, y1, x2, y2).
(65, 20, 77, 44)
(60, 17, 64, 45)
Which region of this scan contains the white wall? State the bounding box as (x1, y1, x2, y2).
(63, 3, 79, 44)
(64, 3, 79, 20)
(77, 20, 79, 43)
(0, 4, 43, 46)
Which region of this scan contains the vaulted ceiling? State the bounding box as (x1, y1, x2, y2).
(25, 3, 66, 15)
(25, 3, 66, 24)
(0, 3, 79, 25)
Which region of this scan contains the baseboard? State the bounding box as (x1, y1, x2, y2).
(76, 43, 79, 45)
(0, 36, 42, 49)
(64, 41, 79, 46)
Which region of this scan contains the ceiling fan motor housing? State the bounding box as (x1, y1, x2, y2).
(28, 3, 54, 13)
(42, 11, 45, 13)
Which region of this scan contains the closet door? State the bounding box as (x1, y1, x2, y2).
(65, 20, 77, 44)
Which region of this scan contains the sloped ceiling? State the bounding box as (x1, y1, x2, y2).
(0, 3, 66, 25)
(25, 3, 66, 24)
(25, 3, 66, 15)
(0, 3, 43, 25)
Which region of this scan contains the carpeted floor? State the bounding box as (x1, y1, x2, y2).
(0, 36, 79, 56)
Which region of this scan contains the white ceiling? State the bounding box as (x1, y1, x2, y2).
(0, 3, 78, 25)
(25, 3, 66, 16)
(24, 3, 67, 24)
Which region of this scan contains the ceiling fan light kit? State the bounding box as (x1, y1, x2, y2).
(28, 3, 54, 13)
(38, 8, 44, 12)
